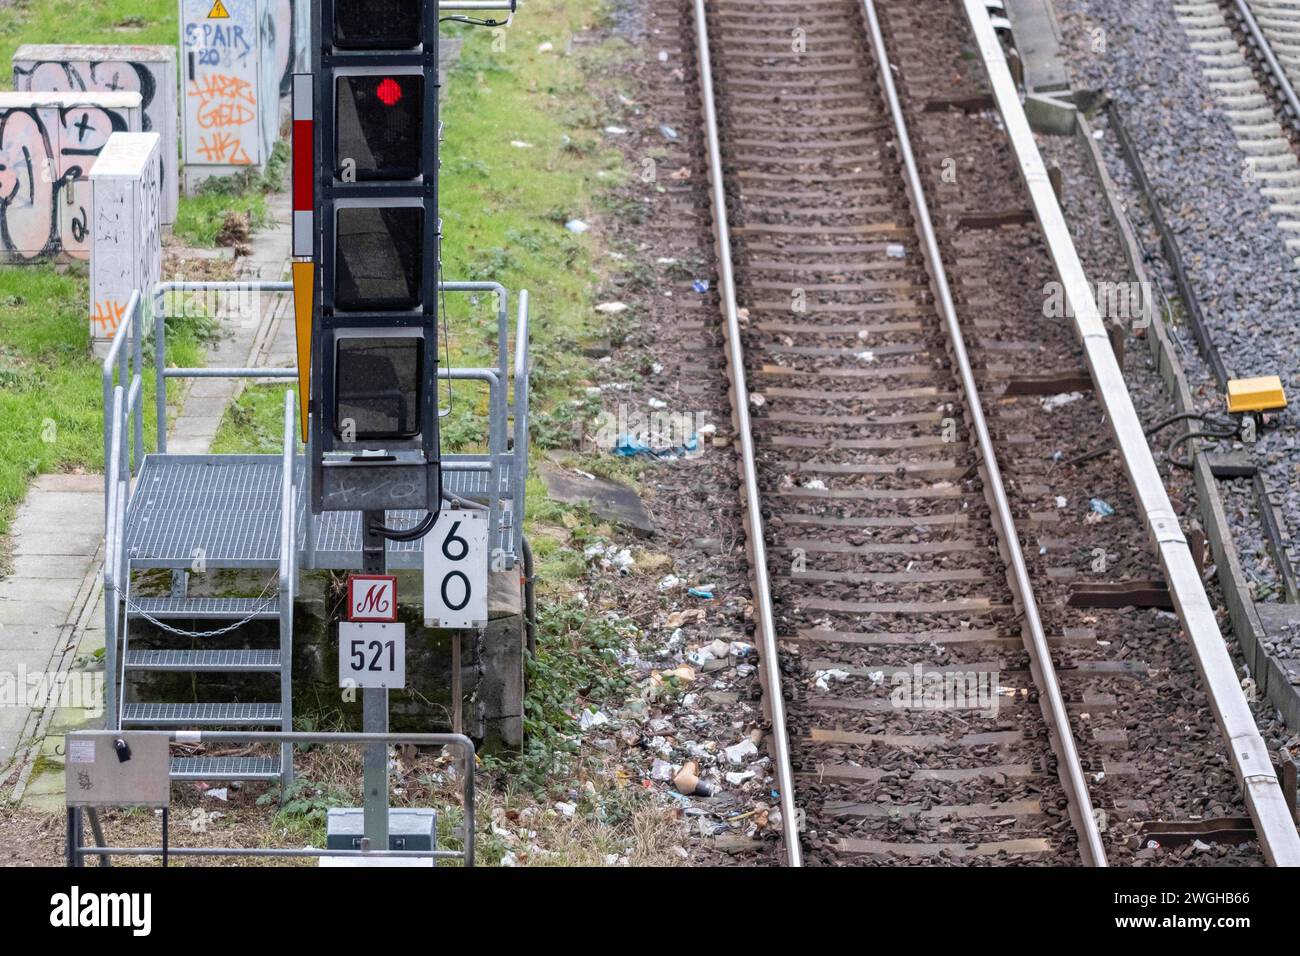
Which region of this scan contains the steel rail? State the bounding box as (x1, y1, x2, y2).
(860, 0, 1107, 866)
(964, 0, 1300, 866)
(691, 0, 801, 867)
(1232, 0, 1300, 135)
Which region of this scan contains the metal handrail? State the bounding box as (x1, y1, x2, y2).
(279, 390, 297, 785)
(513, 291, 531, 557)
(864, 0, 1106, 865)
(152, 280, 294, 453)
(691, 0, 801, 867)
(103, 385, 128, 731)
(964, 0, 1300, 866)
(65, 730, 476, 867)
(101, 290, 144, 518)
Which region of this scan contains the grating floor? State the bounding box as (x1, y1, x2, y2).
(125, 454, 516, 571)
(129, 596, 281, 619)
(125, 649, 280, 671)
(122, 702, 283, 725)
(126, 456, 285, 567)
(171, 756, 280, 780)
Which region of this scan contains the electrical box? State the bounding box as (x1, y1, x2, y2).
(179, 0, 309, 191)
(326, 807, 437, 851)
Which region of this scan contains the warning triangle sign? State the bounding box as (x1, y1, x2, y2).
(208, 0, 230, 18)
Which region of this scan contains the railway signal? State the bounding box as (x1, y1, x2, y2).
(297, 0, 444, 517)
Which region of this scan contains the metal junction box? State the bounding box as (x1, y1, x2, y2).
(326, 807, 437, 852)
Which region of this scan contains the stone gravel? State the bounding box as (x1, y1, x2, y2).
(1054, 0, 1300, 569)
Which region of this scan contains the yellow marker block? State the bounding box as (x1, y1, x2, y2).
(208, 0, 230, 18)
(1226, 375, 1287, 414)
(292, 260, 314, 437)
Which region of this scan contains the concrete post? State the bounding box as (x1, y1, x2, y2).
(89, 132, 162, 355)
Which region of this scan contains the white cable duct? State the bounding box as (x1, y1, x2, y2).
(963, 0, 1300, 866)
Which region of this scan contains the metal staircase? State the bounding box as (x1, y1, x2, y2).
(100, 281, 531, 791)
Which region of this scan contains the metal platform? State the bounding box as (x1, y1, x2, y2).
(99, 279, 532, 789)
(121, 702, 283, 725)
(125, 649, 281, 672)
(129, 596, 282, 619)
(123, 455, 515, 571)
(170, 755, 282, 782)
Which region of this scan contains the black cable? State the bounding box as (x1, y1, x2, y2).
(1166, 426, 1239, 471)
(1064, 410, 1238, 467)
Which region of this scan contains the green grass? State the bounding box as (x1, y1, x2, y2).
(173, 140, 290, 247)
(0, 265, 208, 538)
(0, 0, 178, 85)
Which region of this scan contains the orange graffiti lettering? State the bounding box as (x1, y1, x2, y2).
(196, 132, 252, 164)
(92, 300, 127, 335)
(188, 73, 257, 130)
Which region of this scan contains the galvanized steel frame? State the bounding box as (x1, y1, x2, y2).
(65, 730, 476, 866)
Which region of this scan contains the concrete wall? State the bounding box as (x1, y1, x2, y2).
(0, 91, 142, 263)
(13, 45, 179, 225)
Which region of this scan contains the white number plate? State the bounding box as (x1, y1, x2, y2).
(423, 511, 488, 628)
(339, 622, 406, 689)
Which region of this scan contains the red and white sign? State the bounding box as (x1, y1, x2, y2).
(347, 574, 397, 622)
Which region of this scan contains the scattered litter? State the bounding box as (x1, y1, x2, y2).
(803, 479, 827, 490)
(647, 397, 667, 409)
(726, 770, 756, 786)
(814, 668, 851, 691)
(537, 41, 554, 53)
(886, 243, 906, 259)
(674, 761, 714, 796)
(565, 219, 589, 234)
(749, 392, 766, 407)
(595, 301, 628, 314)
(1040, 391, 1083, 411)
(692, 279, 710, 293)
(855, 350, 875, 363)
(659, 124, 679, 140)
(510, 140, 534, 149)
(670, 167, 691, 180)
(658, 50, 669, 62)
(688, 587, 715, 599)
(656, 257, 677, 265)
(650, 759, 674, 782)
(579, 708, 609, 731)
(1089, 498, 1115, 517)
(659, 574, 682, 591)
(584, 543, 635, 574)
(725, 739, 758, 764)
(1054, 496, 1067, 509)
(203, 787, 229, 802)
(554, 801, 576, 818)
(604, 125, 628, 135)
(867, 670, 884, 686)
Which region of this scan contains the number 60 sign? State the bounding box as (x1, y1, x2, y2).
(423, 511, 489, 628)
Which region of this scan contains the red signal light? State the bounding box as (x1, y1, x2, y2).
(376, 77, 403, 106)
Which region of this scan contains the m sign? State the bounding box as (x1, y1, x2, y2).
(346, 574, 397, 623)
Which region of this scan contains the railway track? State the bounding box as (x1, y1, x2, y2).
(689, 0, 1300, 865)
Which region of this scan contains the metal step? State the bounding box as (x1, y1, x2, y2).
(122, 702, 283, 726)
(170, 755, 281, 782)
(127, 596, 281, 621)
(125, 649, 280, 673)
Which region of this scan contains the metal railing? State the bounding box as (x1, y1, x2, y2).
(65, 730, 476, 867)
(148, 279, 531, 565)
(101, 290, 146, 520)
(279, 391, 298, 785)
